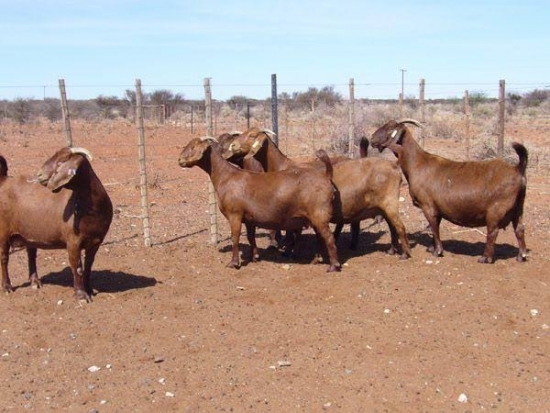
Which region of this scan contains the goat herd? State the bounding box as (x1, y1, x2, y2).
(0, 119, 528, 302)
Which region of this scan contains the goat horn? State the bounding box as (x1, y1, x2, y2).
(199, 136, 219, 143)
(397, 118, 423, 128)
(69, 147, 93, 161)
(261, 128, 277, 137)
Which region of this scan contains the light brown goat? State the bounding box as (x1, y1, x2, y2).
(0, 147, 113, 301)
(222, 128, 411, 259)
(371, 119, 528, 263)
(178, 137, 341, 271)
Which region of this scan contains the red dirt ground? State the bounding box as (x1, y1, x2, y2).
(0, 120, 549, 412)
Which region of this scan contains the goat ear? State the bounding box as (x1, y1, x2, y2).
(46, 156, 84, 191)
(244, 135, 267, 159)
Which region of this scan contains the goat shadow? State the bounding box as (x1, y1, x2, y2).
(39, 268, 157, 294)
(409, 231, 521, 261)
(219, 229, 388, 266)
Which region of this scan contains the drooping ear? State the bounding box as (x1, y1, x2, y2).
(243, 135, 267, 159)
(46, 155, 85, 191)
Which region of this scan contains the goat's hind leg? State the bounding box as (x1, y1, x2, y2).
(1, 240, 13, 293)
(26, 247, 42, 289)
(513, 215, 527, 262)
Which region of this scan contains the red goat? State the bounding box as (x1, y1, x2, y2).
(0, 147, 113, 301)
(178, 137, 341, 272)
(371, 119, 528, 263)
(222, 128, 411, 259)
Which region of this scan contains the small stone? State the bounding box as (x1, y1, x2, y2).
(530, 309, 539, 316)
(165, 391, 175, 397)
(277, 360, 291, 367)
(281, 264, 292, 270)
(458, 393, 468, 403)
(88, 365, 101, 373)
(154, 356, 164, 363)
(57, 300, 63, 305)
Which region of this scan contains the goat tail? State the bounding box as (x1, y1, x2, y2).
(315, 149, 333, 179)
(0, 156, 8, 177)
(359, 136, 369, 158)
(512, 142, 528, 176)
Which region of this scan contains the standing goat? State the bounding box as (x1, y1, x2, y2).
(178, 137, 341, 272)
(222, 128, 411, 259)
(371, 119, 528, 263)
(0, 147, 113, 301)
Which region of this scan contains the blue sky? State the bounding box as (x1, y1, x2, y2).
(1, 0, 548, 101)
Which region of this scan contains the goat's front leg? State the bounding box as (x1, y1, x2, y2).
(244, 223, 260, 262)
(227, 217, 242, 269)
(424, 212, 443, 257)
(1, 241, 13, 293)
(67, 245, 89, 302)
(26, 247, 42, 289)
(83, 245, 99, 297)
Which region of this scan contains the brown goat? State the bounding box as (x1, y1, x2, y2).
(0, 147, 113, 301)
(178, 137, 341, 271)
(371, 119, 528, 263)
(222, 128, 411, 259)
(217, 132, 282, 249)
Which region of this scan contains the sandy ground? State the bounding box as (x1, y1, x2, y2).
(0, 120, 549, 412)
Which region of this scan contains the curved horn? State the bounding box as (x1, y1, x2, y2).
(261, 128, 277, 137)
(69, 147, 93, 161)
(397, 118, 423, 128)
(199, 136, 219, 143)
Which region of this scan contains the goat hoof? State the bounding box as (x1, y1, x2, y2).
(226, 262, 240, 269)
(75, 290, 92, 303)
(478, 256, 494, 264)
(399, 253, 411, 260)
(327, 264, 341, 273)
(3, 285, 14, 294)
(516, 254, 527, 262)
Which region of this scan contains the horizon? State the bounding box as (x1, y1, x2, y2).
(1, 1, 549, 101)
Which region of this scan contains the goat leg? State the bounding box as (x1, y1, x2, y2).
(68, 245, 90, 302)
(26, 247, 42, 289)
(1, 243, 13, 293)
(313, 224, 341, 272)
(479, 225, 498, 264)
(385, 214, 412, 260)
(513, 217, 528, 262)
(245, 223, 260, 262)
(349, 222, 360, 250)
(425, 214, 444, 257)
(227, 218, 242, 269)
(83, 245, 99, 297)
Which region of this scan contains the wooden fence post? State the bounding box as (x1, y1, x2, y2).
(348, 78, 355, 158)
(58, 79, 73, 147)
(271, 74, 279, 146)
(497, 79, 505, 157)
(135, 79, 152, 247)
(464, 90, 471, 160)
(418, 78, 425, 148)
(204, 78, 219, 245)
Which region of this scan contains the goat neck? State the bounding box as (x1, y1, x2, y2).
(257, 137, 295, 172)
(391, 129, 429, 183)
